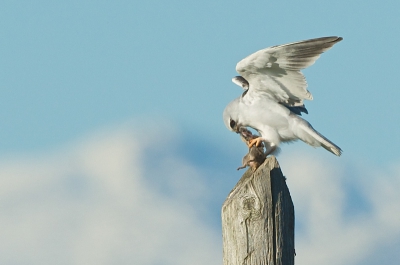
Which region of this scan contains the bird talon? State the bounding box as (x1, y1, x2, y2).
(248, 137, 262, 147)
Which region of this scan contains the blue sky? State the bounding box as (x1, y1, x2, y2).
(1, 1, 400, 264)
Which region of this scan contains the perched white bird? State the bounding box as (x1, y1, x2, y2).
(223, 36, 343, 156)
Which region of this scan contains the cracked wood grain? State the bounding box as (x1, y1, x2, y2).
(222, 156, 295, 265)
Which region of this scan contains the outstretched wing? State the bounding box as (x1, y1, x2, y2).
(236, 36, 342, 106)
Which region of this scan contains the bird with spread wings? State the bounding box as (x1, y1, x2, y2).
(223, 36, 343, 156)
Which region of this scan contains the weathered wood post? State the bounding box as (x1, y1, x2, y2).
(222, 156, 295, 265)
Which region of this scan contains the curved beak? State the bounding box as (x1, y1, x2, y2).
(233, 124, 241, 133)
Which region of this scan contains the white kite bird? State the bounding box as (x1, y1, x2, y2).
(223, 36, 343, 156)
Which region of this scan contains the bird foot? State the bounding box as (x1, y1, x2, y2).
(248, 137, 263, 147)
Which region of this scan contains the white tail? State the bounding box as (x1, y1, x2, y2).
(294, 117, 342, 156)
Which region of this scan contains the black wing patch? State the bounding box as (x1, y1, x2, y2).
(232, 76, 249, 90)
(281, 103, 308, 116)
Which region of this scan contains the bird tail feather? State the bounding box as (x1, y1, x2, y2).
(295, 118, 342, 156)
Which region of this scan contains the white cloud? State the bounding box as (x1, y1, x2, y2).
(2, 122, 400, 265)
(0, 124, 221, 265)
(280, 151, 400, 265)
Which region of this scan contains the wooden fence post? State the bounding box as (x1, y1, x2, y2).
(222, 156, 295, 265)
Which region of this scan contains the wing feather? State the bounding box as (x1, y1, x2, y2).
(236, 36, 342, 106)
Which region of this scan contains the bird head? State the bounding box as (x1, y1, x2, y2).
(223, 99, 241, 133)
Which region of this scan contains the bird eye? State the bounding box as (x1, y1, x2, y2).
(229, 119, 236, 129)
